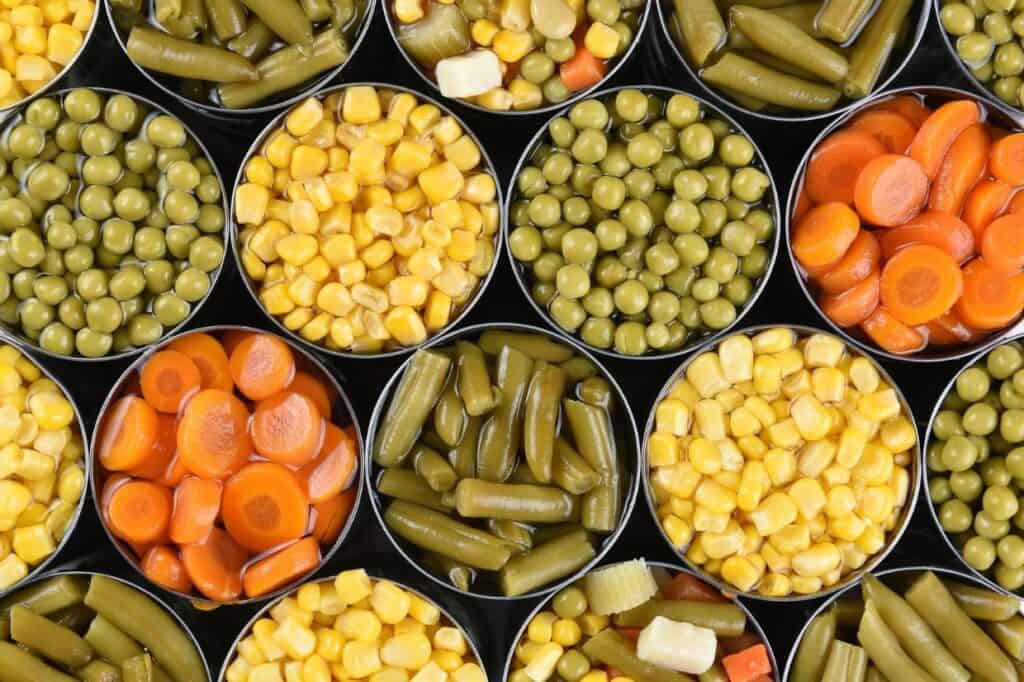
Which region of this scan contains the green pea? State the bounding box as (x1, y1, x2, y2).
(9, 228, 45, 268)
(532, 281, 555, 307)
(54, 121, 80, 153)
(990, 344, 1023, 378)
(173, 268, 209, 303)
(929, 476, 953, 504)
(976, 509, 1011, 540)
(7, 125, 45, 159)
(957, 366, 991, 401)
(528, 194, 562, 228)
(665, 94, 700, 128)
(580, 317, 614, 348)
(74, 327, 112, 358)
(723, 274, 753, 306)
(25, 98, 61, 131)
(62, 245, 93, 275)
(934, 409, 966, 440)
(614, 89, 648, 123)
(163, 190, 200, 225)
(613, 279, 649, 315)
(561, 228, 599, 265)
(104, 94, 140, 133)
(123, 139, 156, 174)
(599, 143, 630, 178)
(85, 297, 124, 334)
(548, 118, 577, 149)
(996, 562, 1024, 590)
(562, 197, 591, 226)
(964, 536, 998, 570)
(645, 242, 680, 276)
(39, 322, 74, 356)
(533, 253, 564, 282)
(545, 38, 576, 63)
(623, 169, 655, 200)
(626, 133, 663, 168)
(196, 204, 224, 234)
(63, 89, 102, 123)
(1003, 408, 1024, 443)
(730, 167, 771, 203)
(549, 295, 586, 331)
(78, 185, 114, 221)
(619, 199, 653, 236)
(950, 470, 984, 501)
(678, 123, 714, 162)
(31, 275, 68, 307)
(555, 264, 591, 299)
(26, 163, 70, 202)
(571, 164, 601, 197)
(152, 292, 190, 326)
(80, 123, 120, 157)
(582, 287, 614, 317)
(146, 116, 187, 149)
(939, 498, 973, 532)
(592, 176, 626, 211)
(942, 434, 979, 471)
(109, 267, 147, 302)
(958, 31, 995, 64)
(985, 11, 1014, 43)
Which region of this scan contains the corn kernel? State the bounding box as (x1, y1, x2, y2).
(750, 492, 797, 536)
(752, 327, 796, 353)
(792, 542, 841, 577)
(687, 352, 729, 397)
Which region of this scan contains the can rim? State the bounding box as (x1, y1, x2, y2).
(87, 323, 366, 606)
(363, 320, 642, 601)
(639, 322, 923, 602)
(503, 83, 782, 362)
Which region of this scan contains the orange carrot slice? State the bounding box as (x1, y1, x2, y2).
(792, 202, 861, 270)
(908, 99, 981, 180)
(926, 311, 982, 346)
(107, 480, 173, 545)
(140, 350, 201, 414)
(871, 95, 931, 127)
(850, 110, 918, 153)
(982, 212, 1024, 272)
(819, 270, 880, 327)
(128, 413, 178, 481)
(312, 486, 357, 545)
(955, 258, 1024, 329)
(299, 423, 358, 504)
(177, 389, 252, 480)
(169, 476, 222, 545)
(242, 537, 322, 598)
(287, 371, 333, 420)
(97, 396, 159, 472)
(1010, 190, 1024, 214)
(963, 179, 1015, 242)
(168, 332, 233, 392)
(252, 391, 324, 466)
(804, 129, 887, 205)
(222, 462, 309, 552)
(990, 132, 1024, 185)
(878, 210, 975, 263)
(861, 307, 927, 354)
(879, 244, 963, 325)
(158, 454, 189, 489)
(818, 230, 880, 294)
(854, 153, 929, 227)
(180, 527, 247, 602)
(792, 185, 813, 223)
(220, 330, 254, 357)
(929, 123, 991, 216)
(141, 546, 193, 594)
(229, 333, 295, 402)
(559, 45, 607, 92)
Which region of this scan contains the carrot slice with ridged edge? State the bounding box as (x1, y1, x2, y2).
(107, 480, 173, 545)
(252, 391, 324, 466)
(954, 258, 1024, 329)
(177, 389, 252, 480)
(878, 210, 975, 263)
(981, 213, 1024, 273)
(98, 395, 159, 472)
(229, 333, 295, 402)
(854, 154, 929, 226)
(818, 230, 880, 294)
(180, 527, 247, 602)
(850, 110, 918, 153)
(990, 133, 1024, 185)
(140, 350, 201, 414)
(820, 270, 880, 327)
(169, 476, 222, 545)
(908, 99, 981, 180)
(242, 537, 322, 598)
(870, 95, 931, 127)
(142, 546, 193, 594)
(929, 123, 991, 216)
(221, 462, 309, 552)
(861, 307, 927, 354)
(804, 129, 887, 205)
(168, 332, 233, 392)
(299, 423, 358, 504)
(792, 202, 861, 271)
(879, 244, 963, 325)
(963, 179, 1015, 242)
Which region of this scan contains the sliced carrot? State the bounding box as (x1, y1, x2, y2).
(721, 644, 772, 682)
(908, 99, 981, 180)
(98, 396, 159, 472)
(180, 527, 247, 602)
(311, 486, 357, 545)
(861, 306, 927, 354)
(299, 423, 358, 504)
(926, 311, 982, 346)
(878, 210, 975, 263)
(252, 391, 324, 466)
(141, 546, 192, 594)
(559, 45, 606, 92)
(222, 462, 309, 552)
(982, 212, 1024, 272)
(168, 332, 233, 392)
(804, 129, 887, 205)
(169, 476, 222, 545)
(1010, 190, 1024, 214)
(854, 153, 929, 227)
(818, 230, 881, 294)
(140, 350, 201, 414)
(792, 185, 813, 223)
(954, 258, 1024, 329)
(963, 179, 1015, 242)
(242, 537, 322, 598)
(288, 371, 333, 419)
(177, 388, 252, 480)
(850, 109, 918, 153)
(792, 202, 861, 270)
(220, 330, 253, 357)
(159, 454, 189, 488)
(662, 573, 726, 602)
(107, 480, 173, 545)
(871, 94, 931, 128)
(929, 123, 991, 216)
(990, 132, 1024, 185)
(127, 413, 177, 481)
(820, 270, 880, 327)
(879, 244, 963, 325)
(229, 333, 295, 402)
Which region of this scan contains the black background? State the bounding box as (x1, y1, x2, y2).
(15, 3, 1008, 679)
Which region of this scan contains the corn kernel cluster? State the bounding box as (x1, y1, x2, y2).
(235, 86, 500, 354)
(0, 342, 84, 590)
(225, 570, 487, 682)
(0, 0, 95, 108)
(648, 328, 916, 597)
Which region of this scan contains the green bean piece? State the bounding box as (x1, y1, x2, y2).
(0, 641, 76, 682)
(524, 362, 566, 483)
(552, 437, 599, 494)
(730, 5, 848, 83)
(816, 0, 875, 43)
(791, 609, 837, 682)
(487, 519, 533, 552)
(374, 350, 452, 467)
(0, 576, 86, 620)
(560, 356, 597, 382)
(866, 667, 889, 682)
(83, 616, 144, 665)
(697, 664, 727, 682)
(384, 500, 512, 571)
(717, 85, 768, 111)
(563, 399, 620, 532)
(302, 0, 334, 20)
(433, 375, 466, 448)
(376, 469, 453, 512)
(857, 600, 937, 682)
(48, 604, 95, 633)
(420, 429, 449, 452)
(9, 606, 93, 668)
(673, 0, 725, 66)
(456, 342, 496, 416)
(83, 576, 205, 682)
(500, 529, 595, 597)
(613, 599, 746, 636)
(477, 346, 533, 482)
(822, 641, 866, 682)
(478, 331, 575, 362)
(986, 616, 1024, 660)
(454, 479, 578, 522)
(329, 0, 356, 26)
(509, 460, 541, 484)
(702, 52, 841, 110)
(944, 580, 1020, 621)
(204, 0, 247, 40)
(862, 575, 968, 682)
(421, 553, 474, 591)
(77, 660, 122, 682)
(180, 0, 208, 30)
(226, 17, 276, 60)
(154, 0, 182, 24)
(126, 27, 258, 83)
(239, 0, 313, 44)
(121, 654, 160, 682)
(582, 628, 694, 682)
(742, 49, 826, 82)
(531, 522, 582, 544)
(412, 445, 458, 492)
(842, 0, 913, 98)
(448, 414, 480, 479)
(832, 598, 865, 627)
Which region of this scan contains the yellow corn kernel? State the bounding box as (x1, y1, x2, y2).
(324, 171, 358, 203)
(737, 435, 767, 460)
(432, 651, 463, 672)
(789, 477, 826, 520)
(760, 543, 789, 574)
(342, 86, 382, 125)
(56, 463, 82, 503)
(750, 492, 797, 536)
(762, 447, 795, 487)
(225, 657, 252, 682)
(395, 187, 427, 214)
(655, 399, 690, 436)
(759, 573, 791, 597)
(721, 556, 760, 592)
(361, 240, 395, 270)
(291, 145, 329, 181)
(300, 312, 332, 342)
(774, 347, 804, 377)
(391, 140, 434, 177)
(446, 230, 477, 262)
(736, 460, 766, 512)
(384, 307, 427, 346)
(692, 506, 729, 533)
(431, 200, 463, 229)
(303, 255, 332, 283)
(687, 437, 720, 475)
(342, 640, 382, 678)
(431, 117, 462, 147)
(686, 352, 728, 398)
(381, 632, 432, 669)
(791, 394, 831, 440)
(272, 617, 317, 659)
(768, 522, 810, 556)
(780, 370, 810, 400)
(713, 468, 741, 489)
(715, 388, 743, 413)
(432, 260, 474, 299)
(285, 97, 324, 137)
(791, 575, 823, 595)
(338, 260, 367, 287)
(853, 443, 893, 485)
(443, 135, 482, 173)
(452, 664, 486, 682)
(236, 183, 270, 225)
(812, 367, 846, 403)
(766, 418, 801, 450)
(752, 327, 796, 353)
(855, 523, 885, 554)
(797, 440, 836, 478)
(715, 334, 753, 384)
(880, 416, 916, 452)
(287, 274, 320, 307)
(45, 22, 82, 65)
(322, 234, 358, 267)
(792, 542, 841, 577)
(804, 333, 845, 367)
(492, 29, 533, 62)
(463, 173, 496, 204)
(433, 626, 467, 655)
(695, 479, 737, 514)
(265, 132, 298, 169)
(335, 569, 372, 604)
(508, 78, 542, 111)
(821, 465, 850, 488)
(728, 406, 759, 439)
(743, 396, 775, 427)
(527, 611, 556, 643)
(661, 514, 693, 549)
(260, 284, 295, 315)
(315, 628, 344, 662)
(693, 399, 725, 441)
(849, 357, 880, 394)
(858, 389, 900, 422)
(12, 523, 53, 564)
(827, 510, 866, 541)
(825, 484, 856, 517)
(393, 618, 425, 635)
(648, 432, 678, 467)
(16, 449, 53, 481)
(371, 581, 411, 624)
(471, 18, 499, 44)
(700, 520, 744, 559)
(808, 513, 828, 541)
(582, 21, 619, 58)
(419, 162, 465, 205)
(386, 92, 416, 126)
(753, 354, 782, 396)
(408, 104, 440, 135)
(835, 426, 867, 469)
(336, 608, 382, 642)
(351, 283, 388, 313)
(666, 381, 698, 409)
(423, 290, 451, 331)
(386, 276, 427, 308)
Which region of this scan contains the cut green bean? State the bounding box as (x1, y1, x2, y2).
(582, 628, 694, 682)
(560, 356, 597, 382)
(121, 654, 156, 682)
(413, 444, 457, 492)
(477, 346, 533, 482)
(613, 599, 746, 636)
(857, 600, 937, 682)
(823, 641, 866, 682)
(986, 616, 1024, 660)
(84, 616, 144, 666)
(448, 414, 480, 479)
(730, 5, 848, 83)
(454, 479, 577, 523)
(155, 0, 182, 23)
(50, 605, 95, 632)
(729, 2, 823, 48)
(226, 17, 275, 60)
(944, 580, 1020, 621)
(702, 52, 841, 110)
(717, 85, 768, 111)
(816, 0, 875, 43)
(302, 0, 334, 20)
(239, 0, 312, 44)
(564, 399, 620, 532)
(0, 640, 76, 682)
(842, 0, 913, 98)
(552, 437, 599, 495)
(374, 349, 451, 467)
(384, 500, 512, 571)
(673, 0, 725, 67)
(0, 576, 86, 619)
(500, 529, 595, 597)
(126, 26, 258, 82)
(832, 598, 865, 627)
(377, 469, 453, 511)
(456, 341, 496, 416)
(487, 519, 533, 552)
(577, 376, 612, 409)
(77, 660, 123, 682)
(524, 362, 565, 483)
(742, 49, 826, 82)
(478, 331, 574, 362)
(421, 553, 473, 591)
(10, 606, 94, 668)
(509, 460, 541, 485)
(433, 375, 466, 448)
(203, 0, 247, 40)
(791, 609, 837, 682)
(330, 0, 355, 26)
